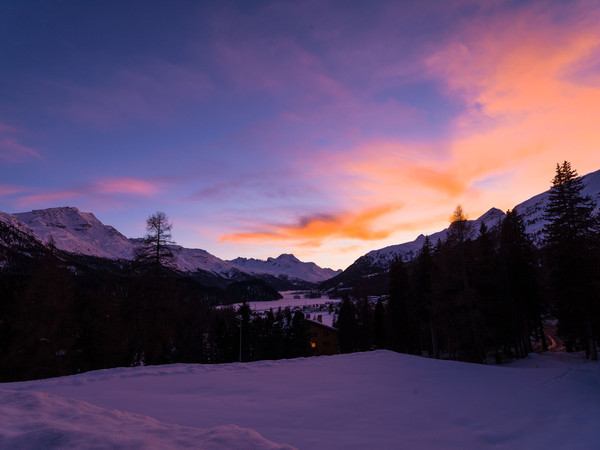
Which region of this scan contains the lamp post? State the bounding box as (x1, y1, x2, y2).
(239, 317, 243, 363)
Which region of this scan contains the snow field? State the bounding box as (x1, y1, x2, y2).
(0, 389, 292, 449)
(2, 350, 599, 449)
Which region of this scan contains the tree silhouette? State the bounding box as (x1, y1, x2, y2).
(135, 212, 176, 269)
(544, 162, 598, 360)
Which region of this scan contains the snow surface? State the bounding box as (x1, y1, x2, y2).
(0, 389, 292, 449)
(2, 351, 599, 449)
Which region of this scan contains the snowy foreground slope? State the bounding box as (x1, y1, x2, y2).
(2, 351, 599, 449)
(0, 390, 291, 450)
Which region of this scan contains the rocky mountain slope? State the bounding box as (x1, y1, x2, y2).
(2, 207, 338, 285)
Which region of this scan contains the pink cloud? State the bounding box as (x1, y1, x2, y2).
(13, 176, 162, 210)
(95, 178, 159, 196)
(16, 190, 81, 209)
(0, 121, 42, 163)
(0, 184, 26, 197)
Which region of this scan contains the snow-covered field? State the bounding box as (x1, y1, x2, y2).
(2, 350, 599, 449)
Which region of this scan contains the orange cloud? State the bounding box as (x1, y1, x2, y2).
(214, 1, 600, 269)
(430, 2, 600, 208)
(331, 1, 600, 225)
(220, 204, 399, 246)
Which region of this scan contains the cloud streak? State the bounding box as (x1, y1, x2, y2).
(220, 205, 400, 247)
(0, 122, 42, 163)
(13, 177, 162, 210)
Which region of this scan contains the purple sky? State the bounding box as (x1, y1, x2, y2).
(2, 0, 600, 269)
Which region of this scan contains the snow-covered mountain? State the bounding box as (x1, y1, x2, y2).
(326, 168, 600, 282)
(14, 207, 134, 260)
(2, 207, 338, 284)
(229, 253, 342, 283)
(363, 207, 506, 269)
(513, 168, 600, 244)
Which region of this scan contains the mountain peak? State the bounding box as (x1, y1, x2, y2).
(232, 253, 339, 283)
(13, 207, 132, 259)
(476, 207, 505, 223)
(274, 253, 300, 263)
(33, 206, 80, 213)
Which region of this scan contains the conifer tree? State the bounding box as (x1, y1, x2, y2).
(237, 300, 251, 362)
(135, 212, 176, 270)
(544, 162, 598, 360)
(337, 296, 358, 353)
(499, 209, 544, 357)
(387, 255, 417, 353)
(373, 299, 387, 349)
(413, 236, 437, 357)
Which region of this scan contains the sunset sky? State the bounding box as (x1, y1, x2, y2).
(2, 0, 600, 270)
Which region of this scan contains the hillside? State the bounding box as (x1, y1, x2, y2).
(2, 351, 599, 449)
(322, 168, 600, 293)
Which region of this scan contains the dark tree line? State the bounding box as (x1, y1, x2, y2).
(1, 162, 597, 381)
(0, 255, 311, 381)
(0, 212, 305, 382)
(337, 162, 599, 363)
(543, 162, 599, 359)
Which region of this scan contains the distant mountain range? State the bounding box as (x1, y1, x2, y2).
(321, 168, 600, 293)
(2, 168, 599, 295)
(0, 207, 341, 287)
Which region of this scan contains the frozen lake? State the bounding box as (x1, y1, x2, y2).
(224, 291, 341, 326)
(225, 290, 340, 313)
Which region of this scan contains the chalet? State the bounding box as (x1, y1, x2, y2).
(306, 316, 339, 356)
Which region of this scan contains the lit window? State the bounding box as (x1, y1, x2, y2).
(311, 342, 316, 348)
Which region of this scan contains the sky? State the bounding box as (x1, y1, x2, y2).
(1, 0, 600, 270)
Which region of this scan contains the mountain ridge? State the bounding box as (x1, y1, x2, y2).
(230, 253, 341, 284)
(3, 207, 339, 284)
(321, 167, 600, 292)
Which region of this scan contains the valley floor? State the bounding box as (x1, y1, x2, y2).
(1, 350, 599, 449)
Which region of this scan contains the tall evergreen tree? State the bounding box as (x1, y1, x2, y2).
(498, 209, 544, 357)
(337, 296, 358, 353)
(413, 236, 437, 357)
(544, 162, 598, 360)
(237, 300, 251, 362)
(387, 255, 418, 353)
(373, 299, 387, 349)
